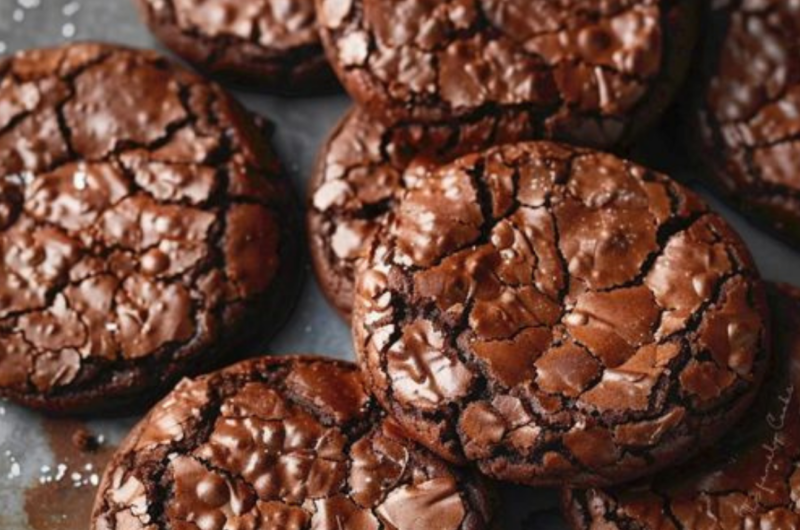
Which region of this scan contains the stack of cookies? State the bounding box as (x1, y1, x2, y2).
(0, 1, 799, 528)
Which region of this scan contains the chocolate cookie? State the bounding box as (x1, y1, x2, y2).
(134, 0, 334, 92)
(0, 43, 299, 413)
(316, 0, 699, 149)
(352, 141, 770, 487)
(563, 283, 800, 529)
(308, 107, 535, 319)
(690, 1, 800, 245)
(91, 356, 494, 530)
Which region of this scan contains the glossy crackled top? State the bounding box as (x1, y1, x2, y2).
(308, 107, 535, 318)
(564, 284, 800, 529)
(352, 141, 769, 486)
(136, 0, 327, 90)
(92, 357, 492, 530)
(695, 0, 800, 243)
(142, 0, 319, 52)
(317, 0, 693, 147)
(0, 43, 286, 406)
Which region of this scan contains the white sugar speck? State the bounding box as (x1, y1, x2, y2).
(8, 462, 21, 479)
(0, 42, 7, 55)
(12, 9, 24, 22)
(73, 169, 87, 190)
(10, 170, 35, 186)
(62, 1, 80, 16)
(32, 428, 106, 490)
(62, 23, 76, 39)
(17, 0, 41, 8)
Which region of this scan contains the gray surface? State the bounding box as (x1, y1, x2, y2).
(0, 1, 798, 529)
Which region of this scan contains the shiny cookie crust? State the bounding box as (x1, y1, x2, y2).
(91, 356, 494, 530)
(316, 0, 699, 149)
(308, 107, 537, 320)
(691, 0, 800, 246)
(0, 43, 298, 413)
(563, 283, 800, 529)
(352, 141, 770, 487)
(134, 0, 335, 92)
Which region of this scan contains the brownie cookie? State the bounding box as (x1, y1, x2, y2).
(91, 356, 494, 530)
(352, 141, 770, 487)
(690, 1, 800, 245)
(563, 283, 800, 529)
(134, 0, 334, 92)
(308, 107, 535, 319)
(0, 43, 299, 413)
(316, 0, 698, 149)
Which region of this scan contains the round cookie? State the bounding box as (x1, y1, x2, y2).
(352, 141, 770, 487)
(308, 107, 535, 319)
(690, 1, 800, 245)
(91, 356, 494, 530)
(134, 0, 334, 92)
(0, 43, 299, 413)
(563, 283, 800, 529)
(316, 0, 699, 149)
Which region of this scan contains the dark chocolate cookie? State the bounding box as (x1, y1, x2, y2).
(0, 43, 299, 413)
(352, 141, 770, 487)
(134, 0, 334, 92)
(316, 0, 698, 149)
(563, 283, 800, 529)
(690, 1, 800, 246)
(91, 356, 494, 530)
(308, 107, 535, 320)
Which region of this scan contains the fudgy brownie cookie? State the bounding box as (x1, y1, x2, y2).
(563, 283, 800, 529)
(0, 43, 299, 413)
(352, 141, 770, 487)
(690, 1, 800, 245)
(134, 0, 334, 92)
(91, 356, 494, 530)
(308, 107, 535, 319)
(316, 0, 698, 149)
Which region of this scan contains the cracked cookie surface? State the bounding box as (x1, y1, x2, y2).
(691, 0, 800, 246)
(91, 355, 494, 530)
(316, 0, 698, 149)
(352, 141, 770, 487)
(0, 43, 298, 413)
(308, 107, 536, 320)
(563, 283, 800, 529)
(134, 0, 334, 92)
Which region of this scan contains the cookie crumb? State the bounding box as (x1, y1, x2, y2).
(72, 428, 99, 453)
